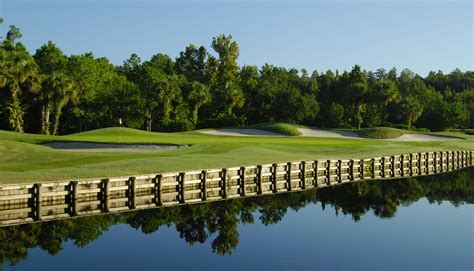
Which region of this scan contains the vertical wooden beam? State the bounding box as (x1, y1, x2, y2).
(101, 179, 109, 212)
(439, 152, 444, 173)
(326, 160, 332, 184)
(287, 162, 292, 191)
(179, 172, 186, 204)
(381, 157, 385, 178)
(391, 156, 396, 177)
(400, 155, 404, 177)
(371, 158, 376, 178)
(155, 174, 163, 206)
(301, 161, 306, 189)
(417, 153, 422, 176)
(201, 170, 207, 201)
(69, 181, 78, 216)
(409, 153, 414, 176)
(337, 160, 342, 183)
(349, 159, 354, 181)
(360, 159, 365, 180)
(272, 164, 278, 193)
(33, 183, 42, 221)
(451, 151, 457, 170)
(433, 152, 437, 174)
(240, 166, 246, 196)
(222, 168, 228, 199)
(256, 165, 263, 195)
(446, 151, 450, 171)
(129, 177, 136, 209)
(313, 160, 319, 187)
(425, 152, 430, 174)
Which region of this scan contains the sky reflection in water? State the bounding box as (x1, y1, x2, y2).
(2, 169, 473, 271)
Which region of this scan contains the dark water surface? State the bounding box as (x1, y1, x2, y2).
(1, 169, 473, 271)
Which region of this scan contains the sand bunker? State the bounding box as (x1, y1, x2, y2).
(201, 128, 459, 142)
(202, 128, 284, 137)
(44, 142, 183, 152)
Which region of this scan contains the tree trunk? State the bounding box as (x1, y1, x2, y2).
(52, 107, 63, 135)
(41, 104, 51, 135)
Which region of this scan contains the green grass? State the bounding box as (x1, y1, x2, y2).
(354, 127, 407, 139)
(0, 126, 472, 184)
(244, 122, 302, 136)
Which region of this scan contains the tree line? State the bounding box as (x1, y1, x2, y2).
(1, 18, 472, 135)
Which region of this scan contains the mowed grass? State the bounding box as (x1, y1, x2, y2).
(245, 122, 303, 136)
(0, 127, 472, 184)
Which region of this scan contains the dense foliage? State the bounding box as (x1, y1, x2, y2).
(1, 19, 472, 134)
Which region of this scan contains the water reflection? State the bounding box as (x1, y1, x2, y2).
(0, 168, 472, 266)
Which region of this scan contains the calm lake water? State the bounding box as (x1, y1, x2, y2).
(1, 169, 473, 271)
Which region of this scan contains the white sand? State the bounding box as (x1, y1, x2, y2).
(44, 142, 183, 152)
(201, 128, 284, 136)
(298, 128, 360, 138)
(387, 134, 458, 141)
(200, 128, 459, 141)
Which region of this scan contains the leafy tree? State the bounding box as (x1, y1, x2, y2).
(0, 24, 40, 132)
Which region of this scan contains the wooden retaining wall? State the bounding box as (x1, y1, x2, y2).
(0, 150, 472, 227)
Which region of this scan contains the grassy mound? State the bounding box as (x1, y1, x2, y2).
(355, 127, 407, 139)
(245, 122, 302, 136)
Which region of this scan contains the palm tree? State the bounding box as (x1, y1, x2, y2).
(0, 36, 40, 132)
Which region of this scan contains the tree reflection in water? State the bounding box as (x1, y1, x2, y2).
(0, 168, 472, 265)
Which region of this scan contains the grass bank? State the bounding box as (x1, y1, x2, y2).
(0, 127, 472, 184)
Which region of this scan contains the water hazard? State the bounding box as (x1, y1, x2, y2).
(1, 168, 472, 271)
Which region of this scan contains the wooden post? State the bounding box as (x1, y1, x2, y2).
(409, 153, 414, 176)
(129, 177, 136, 209)
(439, 152, 444, 173)
(201, 170, 207, 201)
(179, 172, 186, 204)
(371, 158, 376, 178)
(257, 165, 263, 195)
(287, 162, 292, 191)
(240, 166, 246, 196)
(155, 174, 163, 206)
(360, 159, 365, 180)
(425, 152, 430, 174)
(349, 159, 354, 181)
(337, 160, 342, 183)
(446, 151, 450, 171)
(381, 157, 385, 178)
(101, 179, 109, 212)
(400, 155, 404, 177)
(391, 156, 396, 177)
(451, 151, 457, 170)
(417, 153, 422, 176)
(33, 183, 42, 221)
(69, 181, 78, 216)
(272, 164, 278, 193)
(326, 160, 331, 184)
(313, 161, 319, 187)
(433, 152, 437, 174)
(301, 161, 306, 189)
(222, 168, 228, 199)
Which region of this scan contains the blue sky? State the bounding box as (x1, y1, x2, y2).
(0, 0, 472, 76)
